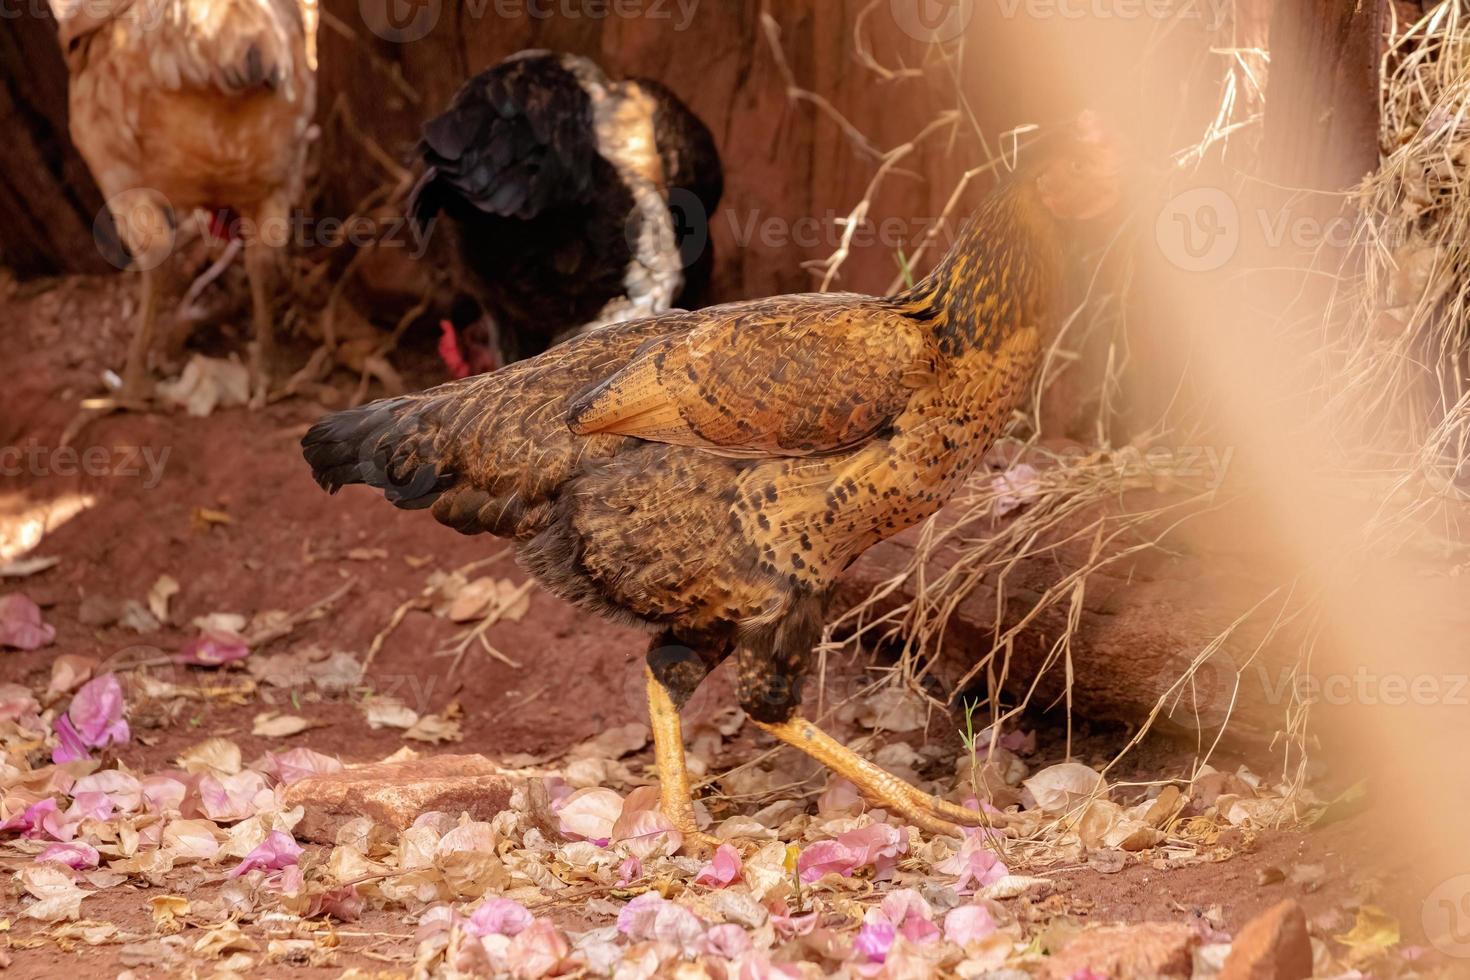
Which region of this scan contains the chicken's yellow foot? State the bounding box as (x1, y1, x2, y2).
(121, 265, 161, 407)
(754, 715, 1005, 839)
(644, 665, 722, 855)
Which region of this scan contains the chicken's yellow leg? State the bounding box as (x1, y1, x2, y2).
(120, 265, 159, 406)
(755, 716, 1005, 839)
(245, 237, 278, 408)
(644, 665, 721, 855)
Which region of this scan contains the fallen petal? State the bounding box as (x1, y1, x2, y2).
(229, 830, 302, 877)
(0, 593, 56, 650)
(694, 843, 743, 888)
(35, 840, 100, 870)
(178, 629, 250, 667)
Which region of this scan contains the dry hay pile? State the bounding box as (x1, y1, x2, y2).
(795, 0, 1470, 847)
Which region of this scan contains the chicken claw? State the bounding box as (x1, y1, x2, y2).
(754, 716, 1006, 840)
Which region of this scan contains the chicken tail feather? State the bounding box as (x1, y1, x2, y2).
(301, 396, 455, 510)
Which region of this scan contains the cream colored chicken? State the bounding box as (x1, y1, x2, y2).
(50, 0, 317, 406)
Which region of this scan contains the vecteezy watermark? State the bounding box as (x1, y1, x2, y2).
(725, 209, 960, 255)
(95, 189, 177, 273)
(1154, 648, 1238, 731)
(1156, 187, 1359, 273)
(358, 0, 440, 42)
(1155, 187, 1240, 273)
(4, 0, 171, 30)
(1425, 875, 1470, 958)
(890, 0, 974, 42)
(1043, 443, 1236, 490)
(1257, 668, 1470, 708)
(992, 0, 1230, 30)
(1, 445, 171, 489)
(94, 192, 435, 270)
(360, 0, 699, 42)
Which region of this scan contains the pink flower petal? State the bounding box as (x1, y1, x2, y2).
(616, 892, 668, 937)
(935, 833, 1009, 894)
(854, 920, 896, 962)
(39, 801, 82, 842)
(66, 791, 117, 824)
(229, 830, 302, 877)
(703, 923, 752, 958)
(177, 629, 250, 667)
(257, 747, 343, 785)
(504, 919, 568, 979)
(542, 775, 573, 808)
(881, 889, 939, 943)
(2, 797, 59, 837)
(694, 843, 742, 888)
(839, 823, 906, 873)
(817, 778, 864, 817)
(613, 807, 683, 859)
(1000, 729, 1036, 754)
(797, 823, 909, 884)
(66, 674, 129, 750)
(468, 898, 533, 937)
(72, 771, 141, 813)
(141, 774, 189, 813)
(557, 787, 622, 844)
(769, 903, 818, 939)
(51, 715, 91, 764)
(797, 839, 858, 883)
(615, 856, 641, 887)
(0, 594, 56, 650)
(993, 463, 1040, 516)
(650, 903, 706, 954)
(732, 955, 803, 980)
(36, 840, 100, 869)
(944, 905, 997, 946)
(197, 771, 269, 822)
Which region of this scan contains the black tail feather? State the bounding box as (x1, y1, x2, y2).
(301, 397, 455, 510)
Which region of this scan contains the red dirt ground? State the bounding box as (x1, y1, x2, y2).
(0, 274, 1443, 976)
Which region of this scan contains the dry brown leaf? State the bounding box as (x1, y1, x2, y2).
(158, 355, 251, 417)
(977, 875, 1053, 900)
(363, 697, 418, 730)
(1088, 849, 1128, 874)
(192, 611, 247, 634)
(46, 654, 98, 700)
(0, 555, 61, 578)
(193, 507, 233, 527)
(150, 895, 190, 931)
(176, 737, 243, 775)
(404, 712, 462, 744)
(1023, 763, 1106, 814)
(20, 865, 88, 922)
(446, 576, 531, 622)
(252, 711, 321, 738)
(49, 920, 118, 945)
(557, 788, 623, 841)
(568, 723, 649, 761)
(148, 574, 180, 624)
(194, 921, 257, 958)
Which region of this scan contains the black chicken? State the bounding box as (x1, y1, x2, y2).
(410, 50, 724, 372)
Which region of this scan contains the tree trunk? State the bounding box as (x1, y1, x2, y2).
(1262, 0, 1384, 190)
(0, 11, 107, 278)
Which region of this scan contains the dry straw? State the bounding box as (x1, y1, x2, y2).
(768, 0, 1470, 851)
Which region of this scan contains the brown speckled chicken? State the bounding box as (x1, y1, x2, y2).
(304, 118, 1119, 848)
(49, 0, 317, 406)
